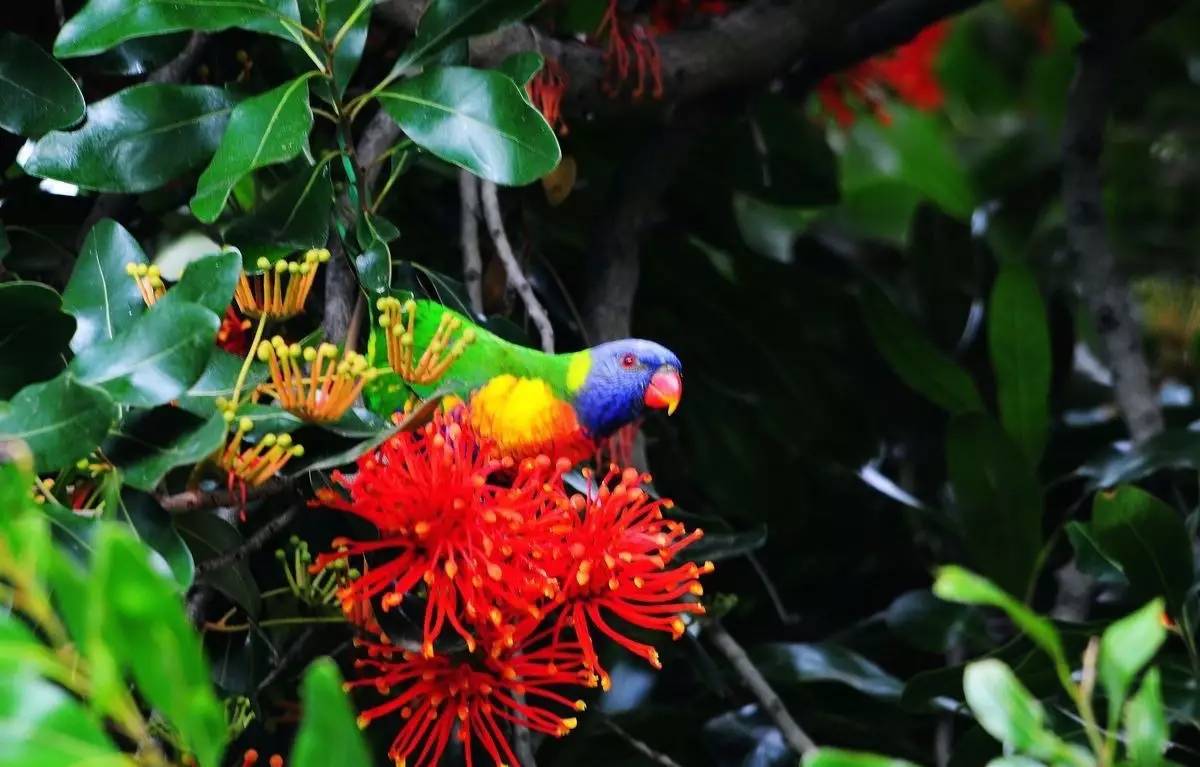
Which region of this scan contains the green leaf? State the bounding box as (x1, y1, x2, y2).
(354, 214, 393, 296)
(946, 413, 1043, 599)
(1092, 485, 1194, 617)
(963, 659, 1048, 752)
(177, 349, 268, 414)
(378, 66, 560, 186)
(803, 750, 921, 767)
(113, 488, 196, 588)
(326, 0, 371, 99)
(1075, 430, 1200, 490)
(177, 511, 260, 617)
(1100, 599, 1167, 727)
(55, 0, 302, 58)
(860, 280, 984, 414)
(23, 84, 236, 193)
(751, 642, 903, 701)
(495, 51, 544, 87)
(392, 0, 542, 73)
(105, 409, 226, 493)
(88, 34, 189, 76)
(1125, 667, 1167, 767)
(88, 526, 226, 767)
(933, 566, 1069, 687)
(988, 261, 1052, 463)
(69, 301, 219, 408)
(884, 589, 988, 654)
(0, 33, 85, 137)
(0, 282, 75, 399)
(0, 375, 117, 473)
(291, 658, 372, 767)
(681, 525, 767, 562)
(191, 76, 315, 223)
(224, 164, 333, 252)
(61, 219, 147, 353)
(1064, 520, 1126, 584)
(159, 251, 241, 317)
(0, 669, 132, 767)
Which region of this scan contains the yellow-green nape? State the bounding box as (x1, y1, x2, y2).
(565, 351, 591, 393)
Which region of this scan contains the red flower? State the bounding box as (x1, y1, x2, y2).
(313, 409, 570, 657)
(217, 305, 253, 355)
(649, 0, 731, 34)
(351, 623, 591, 767)
(597, 1, 663, 101)
(528, 57, 569, 136)
(818, 20, 950, 126)
(548, 466, 712, 688)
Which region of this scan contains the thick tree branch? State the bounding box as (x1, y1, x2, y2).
(1062, 38, 1163, 443)
(459, 170, 485, 316)
(157, 476, 296, 514)
(480, 180, 555, 352)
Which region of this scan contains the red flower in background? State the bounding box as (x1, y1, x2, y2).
(217, 305, 253, 355)
(818, 20, 950, 126)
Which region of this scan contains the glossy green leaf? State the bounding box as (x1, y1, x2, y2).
(860, 281, 984, 414)
(988, 261, 1051, 463)
(105, 408, 226, 493)
(1064, 520, 1126, 584)
(88, 526, 226, 767)
(55, 0, 302, 57)
(1092, 485, 1194, 617)
(496, 51, 544, 87)
(803, 750, 921, 767)
(225, 164, 332, 255)
(177, 511, 260, 617)
(177, 349, 268, 415)
(0, 669, 132, 767)
(62, 219, 148, 352)
(326, 0, 371, 99)
(88, 34, 189, 76)
(0, 282, 75, 399)
(23, 84, 236, 193)
(1076, 430, 1200, 490)
(933, 566, 1069, 686)
(113, 489, 196, 588)
(946, 413, 1043, 599)
(884, 589, 988, 654)
(291, 658, 372, 767)
(0, 375, 117, 473)
(1125, 667, 1167, 767)
(751, 642, 903, 701)
(1100, 599, 1166, 727)
(354, 215, 392, 296)
(158, 251, 241, 317)
(379, 66, 560, 186)
(69, 300, 219, 408)
(0, 33, 85, 137)
(392, 0, 542, 73)
(681, 525, 766, 562)
(191, 76, 314, 223)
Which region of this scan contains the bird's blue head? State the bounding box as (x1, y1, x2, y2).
(570, 339, 683, 438)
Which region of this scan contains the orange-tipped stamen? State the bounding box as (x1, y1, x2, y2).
(234, 249, 330, 320)
(255, 336, 378, 422)
(376, 297, 475, 385)
(125, 262, 165, 306)
(218, 418, 304, 488)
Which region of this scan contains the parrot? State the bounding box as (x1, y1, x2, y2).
(366, 298, 683, 464)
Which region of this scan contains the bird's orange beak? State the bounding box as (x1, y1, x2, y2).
(644, 367, 682, 415)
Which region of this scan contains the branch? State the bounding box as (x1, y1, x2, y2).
(377, 0, 883, 117)
(480, 180, 555, 352)
(459, 170, 485, 316)
(602, 716, 685, 767)
(194, 506, 299, 577)
(1062, 37, 1163, 443)
(704, 618, 817, 757)
(157, 476, 296, 514)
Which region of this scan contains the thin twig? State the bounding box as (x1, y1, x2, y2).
(602, 716, 686, 767)
(747, 553, 801, 626)
(194, 507, 299, 577)
(459, 170, 485, 317)
(704, 618, 817, 756)
(157, 476, 296, 514)
(479, 181, 554, 352)
(256, 628, 316, 693)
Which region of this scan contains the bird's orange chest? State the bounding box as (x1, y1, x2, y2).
(467, 375, 594, 463)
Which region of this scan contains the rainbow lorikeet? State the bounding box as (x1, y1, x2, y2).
(366, 299, 683, 463)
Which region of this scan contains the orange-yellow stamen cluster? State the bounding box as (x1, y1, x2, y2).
(125, 262, 165, 306)
(234, 249, 330, 320)
(255, 337, 378, 423)
(376, 297, 475, 384)
(218, 417, 304, 488)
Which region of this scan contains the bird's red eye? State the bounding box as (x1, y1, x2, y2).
(621, 353, 637, 369)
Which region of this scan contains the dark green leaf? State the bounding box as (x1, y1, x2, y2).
(0, 32, 85, 137)
(177, 511, 260, 617)
(0, 282, 75, 399)
(0, 375, 117, 473)
(392, 0, 542, 72)
(55, 0, 302, 57)
(1064, 521, 1126, 584)
(191, 76, 314, 222)
(803, 750, 921, 767)
(1126, 667, 1167, 766)
(733, 95, 839, 207)
(88, 526, 226, 767)
(884, 589, 988, 654)
(326, 0, 371, 99)
(354, 219, 392, 297)
(105, 408, 226, 492)
(378, 66, 560, 186)
(62, 219, 147, 352)
(860, 281, 984, 414)
(178, 349, 268, 414)
(69, 300, 219, 408)
(752, 642, 903, 701)
(87, 34, 189, 76)
(0, 669, 129, 767)
(113, 488, 196, 588)
(224, 164, 332, 252)
(681, 525, 766, 562)
(1075, 430, 1200, 490)
(988, 261, 1051, 463)
(946, 413, 1043, 598)
(159, 251, 241, 317)
(1092, 485, 1193, 617)
(495, 51, 544, 87)
(23, 84, 236, 193)
(1100, 599, 1166, 727)
(291, 658, 372, 767)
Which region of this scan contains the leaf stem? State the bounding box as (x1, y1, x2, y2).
(231, 313, 268, 408)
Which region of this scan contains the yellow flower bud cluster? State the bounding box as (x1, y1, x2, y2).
(255, 336, 378, 423)
(218, 415, 304, 488)
(376, 297, 475, 385)
(125, 262, 165, 306)
(234, 248, 330, 321)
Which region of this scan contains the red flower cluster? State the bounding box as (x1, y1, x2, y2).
(817, 20, 950, 127)
(528, 57, 569, 136)
(314, 407, 711, 766)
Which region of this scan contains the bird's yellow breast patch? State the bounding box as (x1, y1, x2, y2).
(468, 375, 588, 462)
